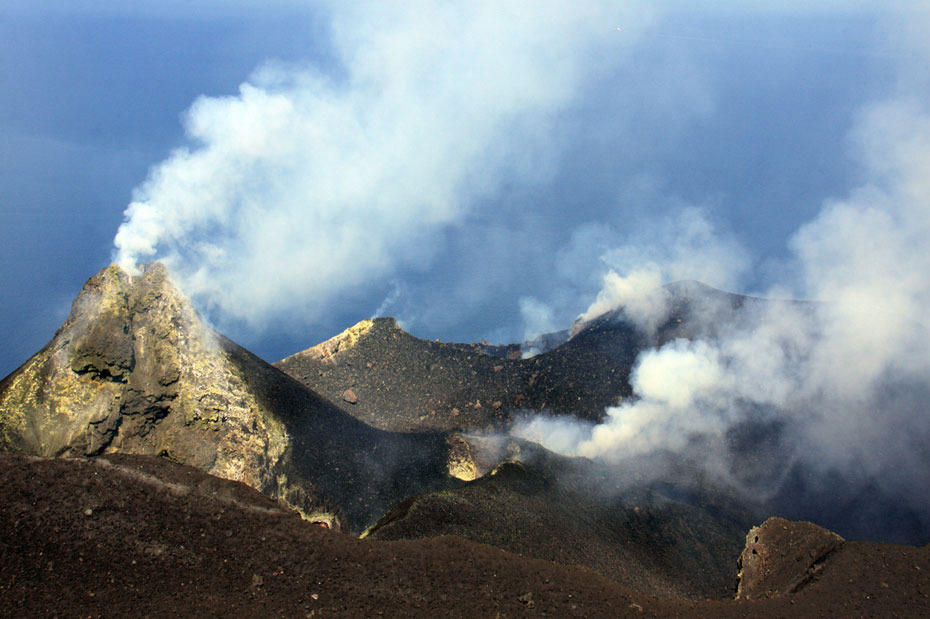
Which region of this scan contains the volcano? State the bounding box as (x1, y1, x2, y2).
(273, 279, 794, 435)
(273, 313, 645, 434)
(0, 264, 457, 532)
(2, 262, 929, 615)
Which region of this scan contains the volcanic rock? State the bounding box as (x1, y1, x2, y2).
(365, 444, 756, 600)
(0, 453, 687, 616)
(0, 264, 272, 470)
(572, 280, 784, 344)
(275, 315, 643, 433)
(274, 281, 791, 436)
(736, 517, 845, 599)
(4, 453, 930, 616)
(0, 264, 457, 532)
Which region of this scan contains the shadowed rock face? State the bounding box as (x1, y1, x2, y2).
(0, 264, 457, 533)
(736, 517, 845, 600)
(365, 446, 757, 600)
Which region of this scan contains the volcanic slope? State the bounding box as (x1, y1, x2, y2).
(3, 453, 929, 617)
(274, 281, 780, 434)
(365, 442, 757, 600)
(0, 263, 456, 532)
(274, 315, 641, 433)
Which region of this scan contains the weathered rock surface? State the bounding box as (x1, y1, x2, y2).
(4, 453, 930, 617)
(274, 315, 643, 433)
(365, 444, 756, 600)
(0, 264, 456, 532)
(1, 264, 286, 484)
(736, 516, 845, 599)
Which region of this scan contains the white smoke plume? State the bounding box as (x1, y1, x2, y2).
(518, 100, 930, 461)
(371, 280, 404, 320)
(518, 297, 557, 343)
(560, 207, 749, 334)
(113, 1, 652, 326)
(514, 6, 930, 539)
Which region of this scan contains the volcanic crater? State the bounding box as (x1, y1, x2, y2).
(2, 263, 929, 616)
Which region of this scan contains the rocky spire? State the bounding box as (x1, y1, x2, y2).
(0, 263, 458, 533)
(0, 263, 290, 492)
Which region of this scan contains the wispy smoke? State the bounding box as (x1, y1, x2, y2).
(371, 280, 404, 320)
(518, 297, 557, 342)
(113, 1, 652, 326)
(591, 208, 749, 325)
(524, 206, 750, 337)
(513, 7, 930, 541)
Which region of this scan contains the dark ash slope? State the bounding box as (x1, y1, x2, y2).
(274, 281, 783, 435)
(365, 452, 756, 600)
(3, 453, 928, 617)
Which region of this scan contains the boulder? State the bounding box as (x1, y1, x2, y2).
(736, 516, 844, 599)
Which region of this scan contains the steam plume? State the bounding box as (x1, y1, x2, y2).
(513, 7, 930, 540)
(113, 1, 650, 325)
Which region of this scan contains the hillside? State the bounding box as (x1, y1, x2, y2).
(274, 281, 784, 435)
(365, 451, 756, 600)
(3, 453, 928, 617)
(0, 264, 457, 532)
(274, 315, 642, 433)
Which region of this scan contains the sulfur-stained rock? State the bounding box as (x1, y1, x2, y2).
(0, 263, 457, 533)
(0, 265, 285, 482)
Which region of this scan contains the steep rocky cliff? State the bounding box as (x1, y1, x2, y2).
(0, 264, 287, 487)
(0, 264, 455, 532)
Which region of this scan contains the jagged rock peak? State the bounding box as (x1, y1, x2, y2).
(1, 264, 464, 533)
(0, 261, 289, 500)
(59, 262, 208, 382)
(280, 317, 399, 365)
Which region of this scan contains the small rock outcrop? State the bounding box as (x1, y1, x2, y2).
(736, 516, 845, 599)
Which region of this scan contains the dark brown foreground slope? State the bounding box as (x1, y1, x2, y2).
(3, 454, 928, 617)
(366, 455, 754, 600)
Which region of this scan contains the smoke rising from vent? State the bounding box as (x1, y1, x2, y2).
(513, 9, 930, 540)
(101, 0, 930, 541)
(113, 1, 650, 326)
(572, 207, 750, 333)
